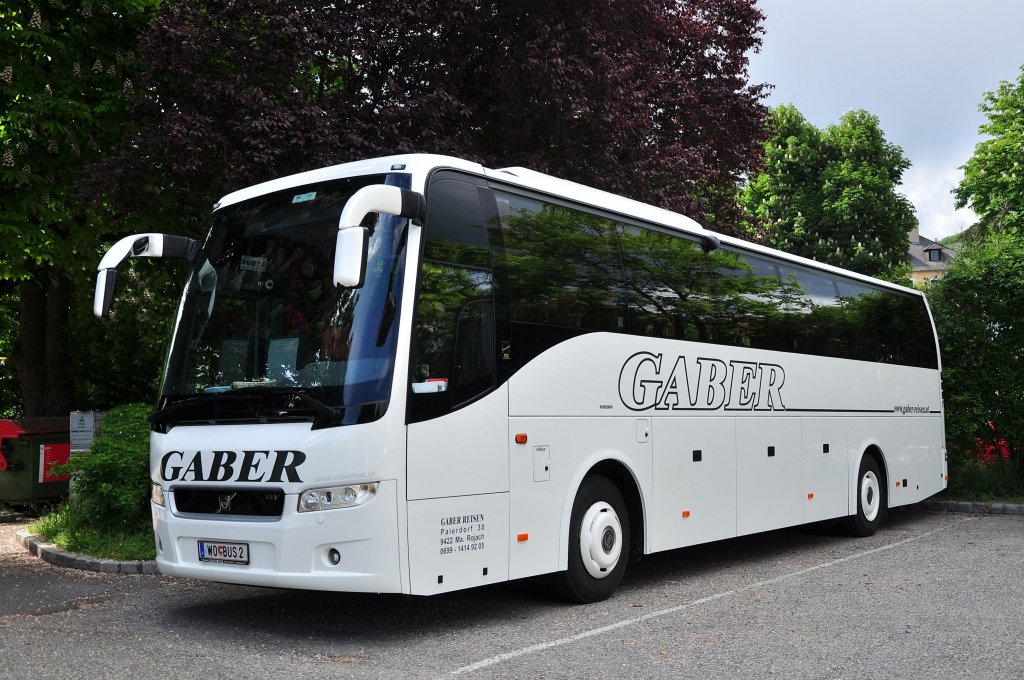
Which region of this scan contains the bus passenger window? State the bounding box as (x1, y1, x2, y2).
(495, 191, 627, 368)
(618, 226, 708, 343)
(707, 249, 790, 352)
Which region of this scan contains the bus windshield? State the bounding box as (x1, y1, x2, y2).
(156, 173, 410, 429)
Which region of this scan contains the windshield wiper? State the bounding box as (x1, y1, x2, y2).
(151, 391, 264, 427)
(152, 387, 341, 432)
(237, 387, 340, 420)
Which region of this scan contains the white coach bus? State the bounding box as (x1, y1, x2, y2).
(95, 154, 946, 602)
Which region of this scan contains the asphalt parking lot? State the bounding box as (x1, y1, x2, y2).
(2, 507, 1022, 679)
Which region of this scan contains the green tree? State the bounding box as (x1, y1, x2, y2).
(955, 65, 1024, 239)
(928, 233, 1024, 493)
(0, 289, 18, 417)
(0, 1, 159, 416)
(743, 105, 915, 280)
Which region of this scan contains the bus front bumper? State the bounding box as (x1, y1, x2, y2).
(152, 479, 402, 593)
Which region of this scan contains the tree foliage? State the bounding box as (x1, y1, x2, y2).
(955, 65, 1024, 240)
(742, 104, 915, 279)
(0, 289, 18, 417)
(929, 233, 1024, 466)
(98, 0, 769, 235)
(3, 1, 769, 416)
(0, 1, 159, 416)
(0, 0, 156, 278)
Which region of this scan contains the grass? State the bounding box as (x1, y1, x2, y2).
(29, 504, 156, 561)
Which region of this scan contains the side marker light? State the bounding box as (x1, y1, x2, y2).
(517, 533, 529, 542)
(681, 510, 691, 518)
(515, 433, 528, 445)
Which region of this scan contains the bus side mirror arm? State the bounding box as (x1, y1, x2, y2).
(93, 233, 200, 318)
(333, 185, 425, 288)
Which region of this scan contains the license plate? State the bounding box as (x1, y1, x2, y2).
(198, 540, 249, 565)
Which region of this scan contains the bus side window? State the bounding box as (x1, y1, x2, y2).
(707, 249, 790, 352)
(496, 191, 627, 369)
(618, 226, 708, 343)
(835, 279, 938, 369)
(777, 265, 842, 358)
(409, 178, 499, 423)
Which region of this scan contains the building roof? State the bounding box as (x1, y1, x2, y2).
(909, 234, 957, 272)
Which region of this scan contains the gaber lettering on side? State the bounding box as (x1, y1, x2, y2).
(619, 352, 786, 412)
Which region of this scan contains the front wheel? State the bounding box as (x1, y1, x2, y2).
(556, 475, 630, 603)
(841, 455, 886, 537)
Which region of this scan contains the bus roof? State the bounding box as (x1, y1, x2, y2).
(214, 153, 923, 298)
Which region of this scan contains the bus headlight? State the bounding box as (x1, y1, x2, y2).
(297, 483, 378, 512)
(151, 482, 166, 507)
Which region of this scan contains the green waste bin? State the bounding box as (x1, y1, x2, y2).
(0, 418, 71, 505)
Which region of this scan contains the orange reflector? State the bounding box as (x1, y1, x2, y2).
(807, 493, 814, 500)
(945, 474, 949, 481)
(681, 510, 691, 518)
(515, 433, 528, 445)
(517, 533, 529, 542)
(896, 481, 901, 487)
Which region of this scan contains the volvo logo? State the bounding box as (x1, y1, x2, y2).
(217, 493, 236, 513)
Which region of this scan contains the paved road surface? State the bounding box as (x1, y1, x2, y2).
(1, 508, 1021, 679)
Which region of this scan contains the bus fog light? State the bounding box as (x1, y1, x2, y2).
(328, 548, 341, 565)
(297, 482, 379, 512)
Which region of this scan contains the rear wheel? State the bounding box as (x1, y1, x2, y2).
(841, 455, 885, 537)
(556, 475, 630, 603)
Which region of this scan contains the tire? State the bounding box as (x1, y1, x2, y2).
(841, 455, 886, 537)
(556, 475, 630, 603)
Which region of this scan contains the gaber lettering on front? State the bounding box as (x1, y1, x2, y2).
(618, 352, 786, 411)
(159, 450, 307, 483)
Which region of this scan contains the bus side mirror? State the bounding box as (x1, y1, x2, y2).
(334, 185, 425, 288)
(94, 233, 200, 318)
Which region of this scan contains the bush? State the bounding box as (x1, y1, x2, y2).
(928, 233, 1024, 498)
(68, 402, 152, 533)
(944, 450, 1024, 502)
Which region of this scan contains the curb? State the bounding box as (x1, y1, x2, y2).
(920, 500, 1024, 515)
(16, 530, 160, 575)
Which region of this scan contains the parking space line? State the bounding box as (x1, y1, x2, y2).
(449, 517, 973, 676)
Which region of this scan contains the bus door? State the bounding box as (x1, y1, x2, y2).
(405, 174, 510, 594)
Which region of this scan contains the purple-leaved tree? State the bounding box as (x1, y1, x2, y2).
(100, 0, 768, 234)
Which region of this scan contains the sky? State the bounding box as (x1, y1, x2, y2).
(747, 0, 1024, 240)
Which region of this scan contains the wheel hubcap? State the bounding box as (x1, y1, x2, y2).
(601, 527, 615, 553)
(860, 470, 880, 522)
(579, 502, 622, 579)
